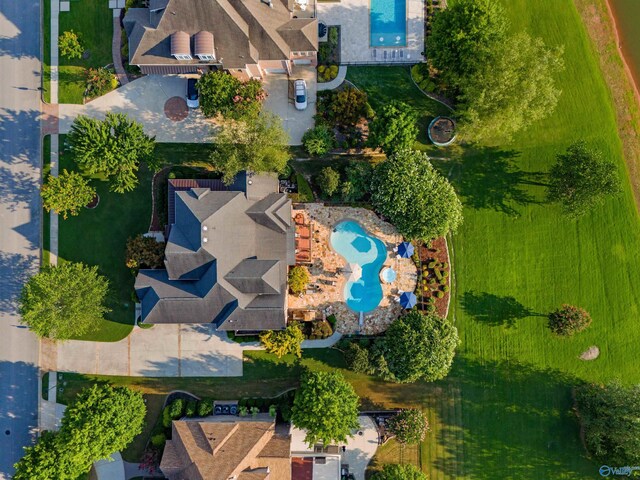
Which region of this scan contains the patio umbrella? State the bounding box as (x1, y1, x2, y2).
(397, 242, 415, 258)
(399, 291, 417, 309)
(344, 263, 362, 282)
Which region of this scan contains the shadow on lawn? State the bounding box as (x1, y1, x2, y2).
(439, 146, 549, 216)
(460, 291, 544, 328)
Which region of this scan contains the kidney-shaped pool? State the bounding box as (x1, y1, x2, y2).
(330, 220, 388, 312)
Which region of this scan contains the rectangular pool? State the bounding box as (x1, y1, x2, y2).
(370, 0, 407, 47)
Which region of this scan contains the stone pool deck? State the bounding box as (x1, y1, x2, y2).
(288, 204, 417, 334)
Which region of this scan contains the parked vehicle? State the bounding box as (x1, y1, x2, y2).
(294, 79, 307, 110)
(186, 78, 199, 108)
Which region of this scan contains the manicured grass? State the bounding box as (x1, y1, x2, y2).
(295, 174, 314, 202)
(57, 0, 113, 103)
(345, 66, 452, 155)
(41, 372, 50, 401)
(42, 135, 51, 266)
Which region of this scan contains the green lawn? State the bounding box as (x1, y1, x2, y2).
(57, 0, 114, 103)
(345, 66, 452, 155)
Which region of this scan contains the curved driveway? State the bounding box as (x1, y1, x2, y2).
(0, 0, 42, 477)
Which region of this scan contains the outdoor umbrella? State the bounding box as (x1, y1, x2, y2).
(399, 291, 417, 309)
(344, 263, 362, 282)
(397, 242, 415, 258)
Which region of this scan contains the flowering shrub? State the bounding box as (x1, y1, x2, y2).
(548, 304, 592, 335)
(387, 409, 429, 444)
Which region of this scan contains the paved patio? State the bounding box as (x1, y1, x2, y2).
(55, 324, 253, 377)
(289, 204, 417, 335)
(317, 0, 424, 64)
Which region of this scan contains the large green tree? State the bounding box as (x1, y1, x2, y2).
(18, 262, 110, 340)
(291, 370, 360, 446)
(374, 311, 459, 383)
(41, 169, 96, 219)
(341, 161, 373, 202)
(547, 141, 621, 218)
(428, 0, 508, 88)
(208, 112, 290, 184)
(575, 382, 640, 465)
(457, 32, 564, 143)
(14, 385, 146, 480)
(197, 71, 265, 119)
(371, 464, 428, 480)
(371, 149, 463, 241)
(316, 166, 341, 198)
(368, 101, 418, 155)
(67, 113, 156, 193)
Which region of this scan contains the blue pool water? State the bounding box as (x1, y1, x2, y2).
(370, 0, 407, 47)
(330, 220, 388, 312)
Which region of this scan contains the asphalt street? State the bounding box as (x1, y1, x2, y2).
(0, 0, 42, 477)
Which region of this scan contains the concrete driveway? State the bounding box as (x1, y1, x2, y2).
(263, 66, 316, 145)
(56, 324, 252, 377)
(58, 75, 215, 143)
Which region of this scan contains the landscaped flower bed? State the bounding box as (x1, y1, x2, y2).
(414, 237, 450, 317)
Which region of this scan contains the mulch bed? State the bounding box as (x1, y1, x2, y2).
(164, 97, 188, 122)
(416, 237, 450, 318)
(85, 193, 100, 209)
(429, 117, 456, 144)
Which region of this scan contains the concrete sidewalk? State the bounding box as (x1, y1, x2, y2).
(58, 76, 216, 143)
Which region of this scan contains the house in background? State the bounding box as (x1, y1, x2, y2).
(160, 415, 292, 480)
(123, 0, 318, 78)
(135, 173, 295, 332)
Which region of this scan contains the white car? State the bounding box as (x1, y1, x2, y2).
(294, 79, 307, 110)
(186, 78, 199, 109)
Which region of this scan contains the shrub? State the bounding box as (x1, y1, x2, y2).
(260, 325, 305, 358)
(151, 433, 166, 448)
(280, 403, 292, 422)
(436, 291, 444, 298)
(548, 304, 592, 336)
(341, 162, 373, 202)
(239, 406, 248, 417)
(387, 409, 429, 444)
(85, 67, 117, 98)
(289, 266, 310, 295)
(328, 26, 339, 45)
(344, 342, 372, 374)
(250, 406, 260, 417)
(197, 71, 265, 119)
(168, 399, 185, 419)
(317, 166, 341, 198)
(302, 125, 335, 156)
(161, 406, 172, 428)
(125, 234, 165, 270)
(196, 399, 213, 417)
(310, 320, 333, 339)
(443, 285, 449, 292)
(185, 400, 197, 418)
(59, 30, 83, 59)
(326, 314, 337, 330)
(371, 463, 428, 480)
(269, 405, 278, 417)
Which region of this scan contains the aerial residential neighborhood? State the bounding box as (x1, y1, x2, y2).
(1, 0, 640, 479)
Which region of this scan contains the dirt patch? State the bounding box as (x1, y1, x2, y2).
(163, 97, 189, 122)
(574, 0, 640, 212)
(579, 345, 600, 361)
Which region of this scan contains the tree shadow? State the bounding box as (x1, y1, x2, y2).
(0, 252, 38, 314)
(460, 290, 542, 328)
(436, 146, 548, 216)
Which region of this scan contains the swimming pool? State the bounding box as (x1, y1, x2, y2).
(330, 220, 388, 312)
(370, 0, 407, 47)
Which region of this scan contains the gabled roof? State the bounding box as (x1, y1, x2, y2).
(123, 0, 317, 69)
(160, 416, 291, 480)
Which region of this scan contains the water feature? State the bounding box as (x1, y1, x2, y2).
(330, 220, 388, 312)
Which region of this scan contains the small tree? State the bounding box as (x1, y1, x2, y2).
(41, 169, 96, 219)
(317, 166, 341, 198)
(374, 311, 459, 383)
(197, 71, 265, 119)
(18, 262, 110, 340)
(344, 342, 373, 374)
(67, 113, 156, 193)
(371, 149, 463, 241)
(547, 304, 592, 336)
(387, 409, 429, 445)
(288, 266, 310, 295)
(58, 30, 83, 59)
(260, 325, 305, 358)
(322, 87, 369, 127)
(575, 382, 640, 465)
(291, 370, 360, 446)
(368, 101, 418, 155)
(125, 234, 165, 269)
(341, 162, 373, 202)
(208, 112, 290, 184)
(547, 141, 621, 218)
(302, 125, 335, 156)
(371, 464, 428, 480)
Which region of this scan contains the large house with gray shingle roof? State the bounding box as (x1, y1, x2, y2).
(123, 0, 318, 77)
(135, 174, 294, 332)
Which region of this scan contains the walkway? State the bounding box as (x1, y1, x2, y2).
(316, 65, 347, 91)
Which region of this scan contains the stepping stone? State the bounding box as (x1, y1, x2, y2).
(60, 1, 70, 11)
(108, 0, 116, 8)
(117, 0, 126, 7)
